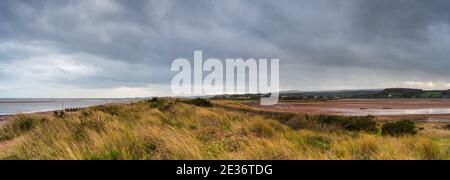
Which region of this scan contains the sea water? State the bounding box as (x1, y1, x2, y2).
(0, 98, 134, 115)
(332, 108, 450, 116)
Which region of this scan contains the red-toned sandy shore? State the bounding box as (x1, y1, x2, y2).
(246, 99, 450, 121)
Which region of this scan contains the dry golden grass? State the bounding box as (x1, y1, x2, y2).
(0, 99, 448, 160)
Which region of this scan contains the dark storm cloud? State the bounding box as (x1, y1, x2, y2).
(0, 0, 450, 97)
(350, 0, 450, 41)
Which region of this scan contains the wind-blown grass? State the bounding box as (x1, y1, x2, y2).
(0, 98, 448, 160)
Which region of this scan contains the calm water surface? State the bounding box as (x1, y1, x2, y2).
(0, 98, 135, 115)
(332, 108, 450, 116)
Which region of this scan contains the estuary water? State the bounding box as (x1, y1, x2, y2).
(332, 108, 450, 116)
(0, 98, 135, 115)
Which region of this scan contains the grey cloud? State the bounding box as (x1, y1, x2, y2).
(350, 0, 450, 41)
(0, 0, 450, 97)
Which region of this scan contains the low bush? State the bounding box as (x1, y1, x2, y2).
(0, 115, 40, 141)
(147, 97, 160, 107)
(316, 115, 378, 132)
(382, 120, 417, 136)
(183, 98, 212, 107)
(53, 111, 65, 118)
(268, 112, 296, 123)
(285, 116, 321, 130)
(444, 124, 450, 130)
(147, 98, 173, 111)
(11, 117, 35, 132)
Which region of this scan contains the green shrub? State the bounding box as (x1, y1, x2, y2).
(316, 115, 378, 132)
(269, 112, 296, 123)
(147, 98, 173, 111)
(147, 97, 160, 107)
(382, 120, 417, 136)
(53, 111, 65, 118)
(265, 112, 313, 130)
(14, 118, 35, 132)
(316, 115, 345, 125)
(0, 115, 40, 141)
(183, 98, 213, 107)
(285, 117, 314, 130)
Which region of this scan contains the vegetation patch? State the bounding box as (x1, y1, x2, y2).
(274, 113, 311, 130)
(355, 139, 378, 160)
(95, 105, 120, 116)
(53, 111, 65, 118)
(183, 98, 213, 107)
(304, 135, 332, 151)
(161, 118, 184, 128)
(382, 120, 418, 136)
(0, 115, 41, 141)
(419, 142, 441, 160)
(419, 91, 443, 98)
(250, 121, 275, 138)
(0, 99, 448, 160)
(147, 98, 174, 111)
(316, 115, 378, 132)
(444, 124, 450, 130)
(196, 128, 224, 142)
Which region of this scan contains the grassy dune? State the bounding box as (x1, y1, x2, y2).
(0, 99, 448, 160)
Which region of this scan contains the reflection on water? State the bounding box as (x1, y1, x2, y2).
(333, 108, 450, 116)
(0, 99, 135, 115)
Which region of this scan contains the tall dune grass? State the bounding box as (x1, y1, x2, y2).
(0, 99, 448, 160)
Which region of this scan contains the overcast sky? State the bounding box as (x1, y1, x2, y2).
(1, 0, 450, 98)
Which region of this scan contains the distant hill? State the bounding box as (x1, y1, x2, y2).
(213, 88, 450, 100)
(281, 88, 450, 99)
